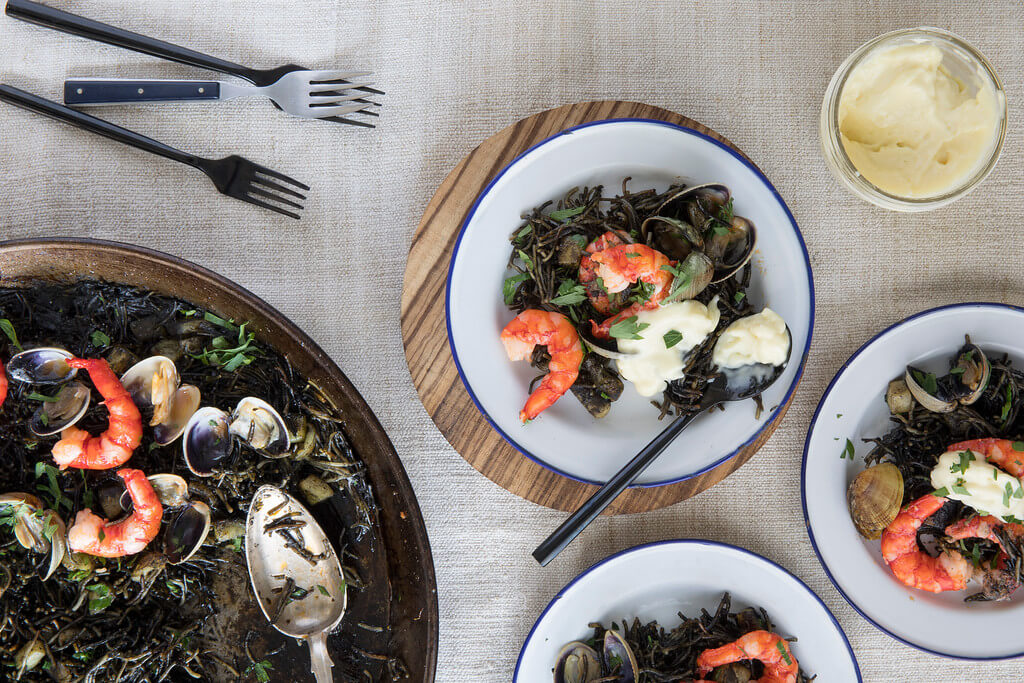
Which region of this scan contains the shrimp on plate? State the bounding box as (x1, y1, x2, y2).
(500, 309, 584, 423)
(578, 231, 627, 315)
(880, 493, 973, 593)
(696, 629, 799, 683)
(948, 438, 1024, 477)
(68, 468, 163, 557)
(51, 358, 142, 470)
(587, 243, 674, 338)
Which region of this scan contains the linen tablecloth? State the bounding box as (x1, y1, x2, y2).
(3, 1, 1024, 680)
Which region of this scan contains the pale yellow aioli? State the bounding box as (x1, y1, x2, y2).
(615, 298, 720, 397)
(931, 450, 1024, 522)
(712, 308, 788, 369)
(838, 43, 1000, 198)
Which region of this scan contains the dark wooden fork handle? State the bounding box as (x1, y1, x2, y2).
(6, 0, 256, 81)
(0, 84, 197, 167)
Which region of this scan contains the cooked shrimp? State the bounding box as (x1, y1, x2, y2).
(68, 468, 163, 557)
(880, 493, 972, 592)
(948, 438, 1024, 477)
(51, 358, 142, 470)
(500, 310, 584, 422)
(0, 359, 7, 410)
(696, 630, 799, 683)
(944, 514, 1024, 600)
(578, 231, 626, 315)
(588, 243, 674, 338)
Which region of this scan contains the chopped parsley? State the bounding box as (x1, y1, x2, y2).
(516, 249, 535, 271)
(608, 316, 649, 341)
(26, 391, 59, 403)
(549, 280, 587, 306)
(911, 369, 938, 396)
(1005, 482, 1014, 508)
(0, 318, 22, 351)
(35, 462, 70, 512)
(775, 640, 793, 666)
(1013, 441, 1024, 452)
(87, 584, 113, 613)
(502, 273, 530, 305)
(317, 584, 330, 597)
(933, 487, 950, 498)
(247, 659, 274, 683)
(1002, 384, 1013, 423)
(733, 291, 746, 304)
(950, 450, 975, 475)
(840, 438, 855, 460)
(663, 330, 683, 349)
(629, 279, 656, 305)
(89, 329, 111, 348)
(193, 320, 260, 372)
(951, 478, 970, 496)
(548, 206, 586, 222)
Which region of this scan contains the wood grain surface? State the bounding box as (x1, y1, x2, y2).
(400, 100, 796, 514)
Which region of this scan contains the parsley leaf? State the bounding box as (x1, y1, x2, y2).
(840, 438, 855, 460)
(950, 450, 975, 475)
(733, 291, 746, 304)
(247, 660, 274, 683)
(629, 279, 656, 305)
(911, 369, 938, 396)
(89, 330, 111, 348)
(502, 273, 531, 305)
(548, 206, 586, 222)
(549, 281, 587, 306)
(0, 319, 22, 351)
(951, 478, 970, 496)
(1002, 384, 1013, 422)
(663, 330, 684, 349)
(608, 316, 649, 341)
(933, 486, 950, 498)
(517, 249, 535, 272)
(775, 640, 793, 666)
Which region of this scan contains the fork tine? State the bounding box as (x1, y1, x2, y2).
(307, 92, 366, 105)
(251, 165, 310, 192)
(251, 175, 307, 200)
(308, 81, 375, 94)
(248, 185, 303, 210)
(323, 115, 376, 128)
(309, 103, 378, 119)
(242, 194, 302, 220)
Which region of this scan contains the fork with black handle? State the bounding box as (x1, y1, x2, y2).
(5, 0, 381, 128)
(0, 84, 308, 219)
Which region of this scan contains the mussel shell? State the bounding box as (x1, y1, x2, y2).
(553, 641, 602, 683)
(5, 347, 75, 384)
(182, 407, 233, 477)
(602, 630, 638, 683)
(661, 252, 714, 304)
(904, 366, 956, 413)
(657, 183, 731, 230)
(164, 501, 211, 564)
(29, 380, 91, 437)
(152, 385, 201, 446)
(640, 215, 704, 260)
(708, 216, 756, 284)
(229, 397, 289, 456)
(847, 463, 904, 540)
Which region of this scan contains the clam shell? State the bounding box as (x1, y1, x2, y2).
(553, 641, 602, 683)
(164, 501, 212, 565)
(602, 630, 638, 683)
(904, 366, 956, 413)
(29, 380, 91, 437)
(5, 347, 75, 384)
(230, 397, 289, 456)
(847, 463, 904, 540)
(182, 407, 233, 477)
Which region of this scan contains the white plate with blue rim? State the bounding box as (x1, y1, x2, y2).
(445, 118, 814, 487)
(803, 303, 1024, 659)
(514, 540, 861, 681)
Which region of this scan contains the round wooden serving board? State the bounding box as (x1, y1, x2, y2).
(401, 100, 793, 514)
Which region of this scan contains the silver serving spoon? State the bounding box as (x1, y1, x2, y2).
(533, 327, 793, 566)
(246, 485, 347, 683)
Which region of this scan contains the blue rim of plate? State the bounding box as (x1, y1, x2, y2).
(444, 117, 815, 487)
(512, 539, 863, 681)
(801, 301, 1024, 661)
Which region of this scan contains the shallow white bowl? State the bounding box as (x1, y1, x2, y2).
(803, 303, 1024, 659)
(514, 540, 860, 681)
(446, 119, 813, 486)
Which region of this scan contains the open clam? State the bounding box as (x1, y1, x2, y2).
(661, 251, 715, 303)
(182, 407, 233, 477)
(0, 493, 66, 580)
(553, 641, 602, 683)
(29, 380, 91, 437)
(5, 347, 76, 384)
(949, 339, 990, 406)
(164, 501, 212, 564)
(230, 397, 289, 456)
(904, 366, 956, 413)
(602, 630, 638, 682)
(120, 356, 200, 445)
(640, 215, 704, 261)
(657, 184, 731, 230)
(707, 215, 756, 283)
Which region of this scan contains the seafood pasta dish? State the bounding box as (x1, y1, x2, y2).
(552, 593, 810, 683)
(0, 281, 399, 681)
(848, 336, 1024, 601)
(500, 181, 789, 423)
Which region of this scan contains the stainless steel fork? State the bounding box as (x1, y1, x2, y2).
(0, 84, 310, 219)
(64, 71, 376, 121)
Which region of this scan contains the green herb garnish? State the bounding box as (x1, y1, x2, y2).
(841, 438, 855, 460)
(608, 316, 649, 341)
(502, 273, 530, 305)
(663, 330, 683, 349)
(548, 206, 586, 222)
(933, 487, 950, 498)
(911, 369, 938, 396)
(549, 281, 587, 306)
(775, 640, 793, 666)
(733, 291, 746, 304)
(89, 330, 111, 348)
(950, 450, 975, 475)
(0, 319, 22, 351)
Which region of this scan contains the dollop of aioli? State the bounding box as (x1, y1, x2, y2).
(712, 308, 788, 369)
(838, 43, 1000, 198)
(931, 450, 1024, 522)
(615, 298, 720, 397)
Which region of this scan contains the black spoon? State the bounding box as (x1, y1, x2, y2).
(532, 327, 793, 566)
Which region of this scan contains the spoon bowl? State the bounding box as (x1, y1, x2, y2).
(246, 485, 347, 683)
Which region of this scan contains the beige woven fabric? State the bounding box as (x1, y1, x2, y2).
(3, 0, 1024, 680)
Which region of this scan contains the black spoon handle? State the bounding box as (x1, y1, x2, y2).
(532, 411, 701, 567)
(6, 0, 255, 81)
(0, 84, 196, 167)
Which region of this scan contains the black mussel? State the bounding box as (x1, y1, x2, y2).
(5, 347, 75, 384)
(570, 354, 625, 419)
(553, 641, 602, 683)
(658, 184, 731, 232)
(640, 215, 704, 260)
(707, 216, 756, 283)
(29, 380, 90, 437)
(164, 501, 212, 564)
(182, 407, 233, 477)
